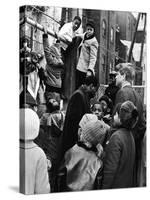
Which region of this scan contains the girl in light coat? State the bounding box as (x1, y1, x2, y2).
(76, 20, 99, 89)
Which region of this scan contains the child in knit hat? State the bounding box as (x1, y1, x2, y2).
(20, 108, 50, 195)
(101, 101, 138, 189)
(64, 114, 107, 191)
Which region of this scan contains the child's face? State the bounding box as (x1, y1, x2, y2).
(92, 104, 103, 120)
(86, 25, 94, 38)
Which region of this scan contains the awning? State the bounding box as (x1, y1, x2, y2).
(120, 40, 146, 62)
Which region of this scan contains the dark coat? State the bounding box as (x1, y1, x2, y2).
(105, 83, 119, 106)
(61, 86, 91, 155)
(115, 85, 146, 142)
(101, 128, 135, 189)
(114, 85, 146, 186)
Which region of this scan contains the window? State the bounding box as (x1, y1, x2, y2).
(102, 20, 106, 38)
(110, 27, 114, 43)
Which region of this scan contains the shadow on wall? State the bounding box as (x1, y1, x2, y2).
(9, 186, 19, 193)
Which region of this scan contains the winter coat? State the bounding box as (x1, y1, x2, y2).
(65, 144, 102, 191)
(77, 34, 98, 75)
(42, 34, 64, 89)
(35, 111, 65, 167)
(61, 85, 91, 155)
(20, 141, 50, 194)
(101, 128, 135, 189)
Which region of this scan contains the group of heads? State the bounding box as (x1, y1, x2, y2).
(91, 95, 113, 120)
(78, 100, 139, 149)
(72, 16, 95, 38)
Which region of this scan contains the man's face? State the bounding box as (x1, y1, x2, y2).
(115, 72, 124, 87)
(88, 84, 97, 99)
(72, 19, 81, 31)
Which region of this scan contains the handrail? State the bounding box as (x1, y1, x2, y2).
(20, 16, 67, 44)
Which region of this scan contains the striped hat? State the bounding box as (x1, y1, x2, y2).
(79, 114, 98, 130)
(81, 120, 107, 146)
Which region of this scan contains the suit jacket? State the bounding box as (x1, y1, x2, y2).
(62, 86, 91, 154)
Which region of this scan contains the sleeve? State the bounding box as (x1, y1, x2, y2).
(68, 92, 85, 122)
(63, 91, 86, 148)
(101, 134, 122, 189)
(42, 34, 53, 66)
(35, 153, 50, 194)
(88, 41, 98, 74)
(58, 23, 73, 43)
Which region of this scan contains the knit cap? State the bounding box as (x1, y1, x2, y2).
(81, 120, 107, 146)
(20, 108, 40, 140)
(79, 114, 98, 130)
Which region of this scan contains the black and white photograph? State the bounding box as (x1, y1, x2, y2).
(0, 0, 149, 200)
(19, 4, 147, 195)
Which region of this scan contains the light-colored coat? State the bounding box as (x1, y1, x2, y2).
(20, 141, 50, 195)
(65, 144, 102, 191)
(77, 34, 98, 75)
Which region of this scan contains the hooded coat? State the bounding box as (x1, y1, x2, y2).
(20, 109, 50, 194)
